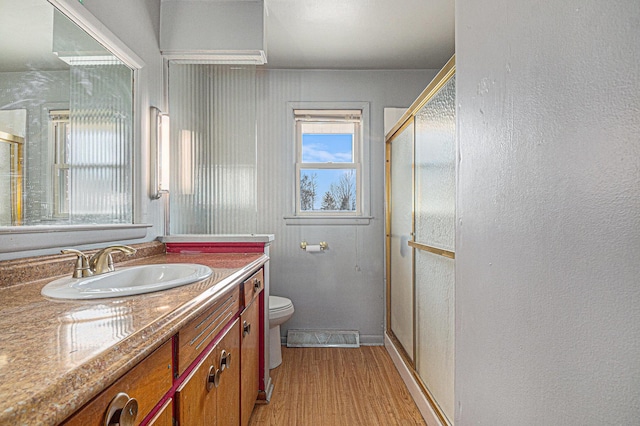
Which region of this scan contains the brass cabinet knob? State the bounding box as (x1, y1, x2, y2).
(207, 365, 221, 391)
(104, 392, 138, 426)
(220, 349, 231, 371)
(243, 321, 252, 337)
(253, 278, 261, 291)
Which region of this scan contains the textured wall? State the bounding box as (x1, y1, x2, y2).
(456, 0, 640, 424)
(256, 69, 437, 344)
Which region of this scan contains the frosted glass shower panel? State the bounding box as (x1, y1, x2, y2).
(415, 249, 454, 423)
(168, 64, 257, 234)
(389, 121, 414, 359)
(414, 75, 456, 251)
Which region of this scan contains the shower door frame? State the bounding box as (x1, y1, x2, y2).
(0, 131, 24, 226)
(385, 55, 456, 426)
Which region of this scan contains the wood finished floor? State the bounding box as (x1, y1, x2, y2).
(248, 346, 426, 426)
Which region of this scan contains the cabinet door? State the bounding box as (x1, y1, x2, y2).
(240, 300, 260, 426)
(176, 340, 219, 426)
(147, 399, 173, 426)
(216, 319, 241, 426)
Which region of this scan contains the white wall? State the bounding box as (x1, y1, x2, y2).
(456, 0, 640, 424)
(256, 69, 437, 344)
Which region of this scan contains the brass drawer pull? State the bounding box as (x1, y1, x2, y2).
(243, 321, 251, 337)
(253, 278, 261, 291)
(207, 365, 221, 391)
(220, 349, 232, 371)
(104, 392, 138, 426)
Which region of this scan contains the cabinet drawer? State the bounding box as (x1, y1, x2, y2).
(176, 319, 240, 426)
(178, 286, 240, 375)
(63, 339, 173, 426)
(243, 268, 263, 308)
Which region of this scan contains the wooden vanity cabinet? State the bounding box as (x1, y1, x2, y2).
(62, 339, 173, 426)
(60, 266, 265, 426)
(176, 319, 241, 426)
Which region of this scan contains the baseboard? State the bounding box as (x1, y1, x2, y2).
(384, 333, 445, 426)
(359, 334, 384, 346)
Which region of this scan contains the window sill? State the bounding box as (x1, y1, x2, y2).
(284, 216, 373, 226)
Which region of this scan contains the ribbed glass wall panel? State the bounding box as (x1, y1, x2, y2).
(69, 62, 133, 224)
(414, 75, 456, 251)
(415, 249, 455, 423)
(169, 64, 257, 234)
(389, 121, 414, 359)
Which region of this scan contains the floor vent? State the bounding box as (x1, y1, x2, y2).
(286, 329, 360, 348)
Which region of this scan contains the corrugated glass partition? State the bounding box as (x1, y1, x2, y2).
(413, 73, 456, 424)
(69, 62, 133, 223)
(168, 64, 257, 234)
(389, 120, 415, 360)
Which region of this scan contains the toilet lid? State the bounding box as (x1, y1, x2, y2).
(270, 295, 292, 311)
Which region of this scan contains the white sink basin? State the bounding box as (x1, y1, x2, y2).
(41, 263, 213, 300)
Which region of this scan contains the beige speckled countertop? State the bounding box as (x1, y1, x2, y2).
(0, 247, 267, 425)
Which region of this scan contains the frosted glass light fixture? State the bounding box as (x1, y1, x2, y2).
(150, 106, 170, 199)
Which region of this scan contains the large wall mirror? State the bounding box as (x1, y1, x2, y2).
(0, 0, 138, 228)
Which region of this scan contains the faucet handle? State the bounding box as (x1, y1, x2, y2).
(89, 245, 137, 275)
(61, 249, 93, 278)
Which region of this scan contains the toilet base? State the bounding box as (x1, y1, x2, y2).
(269, 324, 282, 369)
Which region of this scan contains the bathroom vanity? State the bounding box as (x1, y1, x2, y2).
(0, 242, 268, 426)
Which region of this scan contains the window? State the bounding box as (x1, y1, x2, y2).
(295, 109, 362, 215)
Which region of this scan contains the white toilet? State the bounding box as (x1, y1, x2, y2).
(268, 295, 294, 369)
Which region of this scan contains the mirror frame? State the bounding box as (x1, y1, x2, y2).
(0, 0, 150, 259)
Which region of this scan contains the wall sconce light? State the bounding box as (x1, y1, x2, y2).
(150, 106, 170, 199)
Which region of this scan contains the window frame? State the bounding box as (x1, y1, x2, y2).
(295, 113, 362, 215)
(49, 109, 70, 219)
(286, 102, 371, 225)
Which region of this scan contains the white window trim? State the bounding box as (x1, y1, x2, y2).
(285, 101, 372, 226)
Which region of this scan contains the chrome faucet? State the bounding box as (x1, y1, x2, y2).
(62, 245, 137, 278)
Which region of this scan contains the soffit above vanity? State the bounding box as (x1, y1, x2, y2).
(159, 0, 455, 70)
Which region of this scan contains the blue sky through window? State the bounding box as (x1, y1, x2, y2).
(302, 134, 353, 163)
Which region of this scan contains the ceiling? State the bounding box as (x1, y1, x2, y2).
(0, 0, 455, 72)
(0, 0, 67, 72)
(263, 0, 454, 69)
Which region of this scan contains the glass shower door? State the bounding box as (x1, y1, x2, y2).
(388, 120, 415, 359)
(413, 74, 456, 423)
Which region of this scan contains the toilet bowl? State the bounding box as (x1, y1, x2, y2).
(269, 295, 294, 369)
